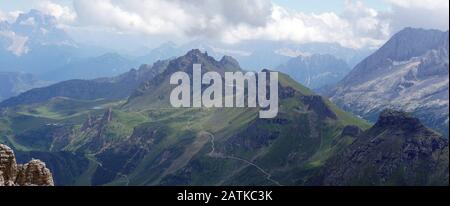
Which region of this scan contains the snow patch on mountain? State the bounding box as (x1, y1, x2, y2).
(328, 28, 449, 136)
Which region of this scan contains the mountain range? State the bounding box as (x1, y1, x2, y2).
(0, 9, 448, 186)
(0, 10, 139, 80)
(325, 28, 449, 137)
(139, 39, 371, 72)
(276, 54, 351, 89)
(0, 72, 49, 101)
(0, 49, 447, 186)
(0, 60, 168, 108)
(1, 10, 371, 105)
(1, 10, 87, 74)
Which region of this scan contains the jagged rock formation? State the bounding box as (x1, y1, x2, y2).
(81, 107, 113, 131)
(75, 108, 115, 153)
(125, 49, 241, 109)
(102, 107, 113, 123)
(0, 144, 54, 186)
(317, 109, 449, 186)
(0, 144, 17, 186)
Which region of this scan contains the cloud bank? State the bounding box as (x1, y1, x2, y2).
(0, 10, 22, 23)
(37, 1, 77, 24)
(1, 0, 449, 49)
(386, 0, 449, 31)
(0, 30, 29, 55)
(68, 0, 390, 48)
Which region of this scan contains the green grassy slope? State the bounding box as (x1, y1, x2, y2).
(0, 50, 373, 186)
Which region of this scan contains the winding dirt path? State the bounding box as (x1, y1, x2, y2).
(205, 132, 282, 186)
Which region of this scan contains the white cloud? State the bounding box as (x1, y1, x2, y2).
(72, 0, 273, 38)
(385, 0, 449, 31)
(19, 17, 36, 26)
(219, 1, 390, 49)
(0, 10, 4, 22)
(0, 30, 30, 56)
(37, 1, 77, 23)
(0, 9, 29, 56)
(5, 0, 447, 50)
(70, 0, 392, 49)
(0, 10, 22, 23)
(387, 0, 448, 11)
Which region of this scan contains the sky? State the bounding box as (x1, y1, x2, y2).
(1, 0, 449, 50)
(273, 0, 389, 13)
(0, 0, 390, 15)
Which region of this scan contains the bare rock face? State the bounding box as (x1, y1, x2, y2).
(0, 171, 4, 186)
(327, 28, 449, 137)
(319, 110, 449, 186)
(0, 144, 54, 186)
(0, 144, 17, 186)
(16, 159, 54, 186)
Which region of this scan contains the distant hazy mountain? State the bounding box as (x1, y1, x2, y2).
(0, 72, 49, 101)
(134, 41, 181, 65)
(232, 40, 372, 71)
(238, 49, 290, 72)
(326, 28, 449, 136)
(43, 53, 136, 81)
(135, 40, 371, 72)
(0, 10, 127, 81)
(276, 54, 351, 89)
(1, 9, 371, 82)
(0, 61, 169, 108)
(0, 10, 81, 74)
(10, 9, 75, 47)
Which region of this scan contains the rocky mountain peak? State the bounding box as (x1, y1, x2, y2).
(339, 28, 448, 86)
(328, 28, 449, 137)
(0, 144, 54, 186)
(157, 49, 240, 77)
(170, 49, 213, 69)
(319, 110, 449, 186)
(220, 55, 240, 68)
(14, 9, 57, 28)
(277, 53, 350, 89)
(382, 27, 448, 61)
(7, 9, 75, 47)
(185, 49, 207, 58)
(375, 109, 424, 132)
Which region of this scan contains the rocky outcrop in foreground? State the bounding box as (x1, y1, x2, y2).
(319, 109, 449, 186)
(0, 144, 54, 186)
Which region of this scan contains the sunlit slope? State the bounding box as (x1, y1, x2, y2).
(93, 50, 370, 185)
(0, 50, 370, 185)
